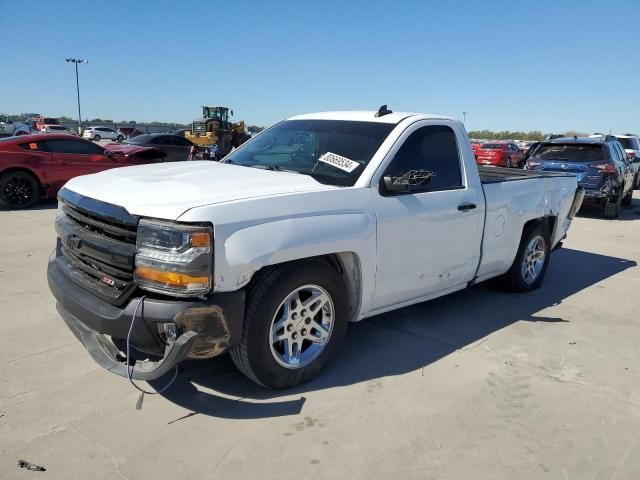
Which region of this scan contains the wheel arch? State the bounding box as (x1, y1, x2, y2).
(244, 252, 364, 323)
(523, 215, 556, 239)
(0, 166, 42, 188)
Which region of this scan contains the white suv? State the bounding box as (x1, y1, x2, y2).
(614, 134, 640, 160)
(614, 134, 640, 189)
(83, 126, 123, 142)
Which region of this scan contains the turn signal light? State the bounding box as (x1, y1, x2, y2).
(135, 265, 209, 288)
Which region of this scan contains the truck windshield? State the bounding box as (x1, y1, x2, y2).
(224, 120, 395, 186)
(532, 144, 604, 162)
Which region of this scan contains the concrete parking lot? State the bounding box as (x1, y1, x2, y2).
(1, 195, 639, 479)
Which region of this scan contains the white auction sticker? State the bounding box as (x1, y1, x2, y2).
(318, 152, 360, 173)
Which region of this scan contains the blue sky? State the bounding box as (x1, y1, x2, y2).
(1, 0, 638, 132)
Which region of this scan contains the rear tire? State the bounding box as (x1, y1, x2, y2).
(603, 189, 622, 218)
(622, 185, 633, 206)
(501, 222, 550, 292)
(230, 260, 348, 389)
(93, 135, 101, 142)
(0, 171, 40, 209)
(116, 135, 124, 142)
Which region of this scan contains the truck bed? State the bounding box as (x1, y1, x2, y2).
(479, 166, 572, 184)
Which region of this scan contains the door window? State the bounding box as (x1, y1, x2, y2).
(171, 136, 192, 146)
(19, 141, 49, 152)
(151, 136, 173, 145)
(45, 139, 105, 155)
(385, 125, 463, 191)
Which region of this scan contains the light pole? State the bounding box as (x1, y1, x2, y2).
(66, 58, 87, 133)
(462, 111, 468, 126)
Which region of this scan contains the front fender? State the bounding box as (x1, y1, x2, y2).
(213, 212, 376, 314)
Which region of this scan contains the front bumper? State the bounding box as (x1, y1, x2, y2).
(48, 256, 245, 380)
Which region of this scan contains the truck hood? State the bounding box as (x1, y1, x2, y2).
(63, 161, 337, 220)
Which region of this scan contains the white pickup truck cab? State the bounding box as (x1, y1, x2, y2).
(48, 109, 584, 388)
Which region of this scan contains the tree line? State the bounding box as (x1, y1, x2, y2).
(468, 130, 588, 141)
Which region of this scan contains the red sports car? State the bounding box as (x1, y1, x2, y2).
(0, 134, 167, 208)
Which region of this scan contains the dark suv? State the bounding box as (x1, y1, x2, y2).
(525, 136, 637, 218)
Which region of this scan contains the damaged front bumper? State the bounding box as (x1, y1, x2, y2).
(47, 256, 244, 381)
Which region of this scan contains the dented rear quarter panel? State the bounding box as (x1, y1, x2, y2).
(475, 174, 578, 281)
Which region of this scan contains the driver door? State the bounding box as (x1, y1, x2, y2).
(371, 121, 484, 310)
(44, 139, 120, 187)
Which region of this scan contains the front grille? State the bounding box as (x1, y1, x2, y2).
(55, 189, 139, 305)
(192, 121, 208, 134)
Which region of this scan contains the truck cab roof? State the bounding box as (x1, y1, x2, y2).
(288, 111, 456, 125)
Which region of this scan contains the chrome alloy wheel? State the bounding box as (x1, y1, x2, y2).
(521, 235, 546, 284)
(268, 284, 334, 369)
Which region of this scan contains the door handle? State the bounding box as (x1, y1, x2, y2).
(458, 202, 477, 212)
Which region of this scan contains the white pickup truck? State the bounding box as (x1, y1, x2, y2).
(48, 108, 584, 388)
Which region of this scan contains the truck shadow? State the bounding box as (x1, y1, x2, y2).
(153, 248, 635, 420)
(0, 199, 57, 211)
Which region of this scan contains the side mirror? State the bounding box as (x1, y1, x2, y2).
(383, 175, 410, 193)
(383, 169, 436, 194)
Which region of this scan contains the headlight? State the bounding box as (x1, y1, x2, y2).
(134, 219, 213, 297)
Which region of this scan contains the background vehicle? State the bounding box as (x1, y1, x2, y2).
(123, 133, 194, 162)
(475, 141, 524, 167)
(41, 124, 75, 135)
(185, 105, 250, 155)
(171, 128, 191, 137)
(525, 136, 636, 218)
(0, 134, 166, 208)
(614, 134, 640, 188)
(117, 127, 144, 140)
(83, 126, 123, 142)
(0, 116, 31, 137)
(48, 109, 583, 389)
(470, 140, 484, 153)
(30, 117, 60, 131)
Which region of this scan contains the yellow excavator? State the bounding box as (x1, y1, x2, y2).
(185, 106, 250, 157)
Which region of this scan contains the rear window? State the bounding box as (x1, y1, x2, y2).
(615, 137, 639, 150)
(48, 125, 67, 130)
(532, 144, 604, 162)
(481, 143, 504, 149)
(43, 118, 59, 124)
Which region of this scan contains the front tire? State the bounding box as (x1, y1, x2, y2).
(501, 223, 550, 292)
(230, 261, 348, 388)
(0, 171, 40, 209)
(116, 135, 124, 142)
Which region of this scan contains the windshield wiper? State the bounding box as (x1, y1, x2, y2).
(249, 164, 300, 174)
